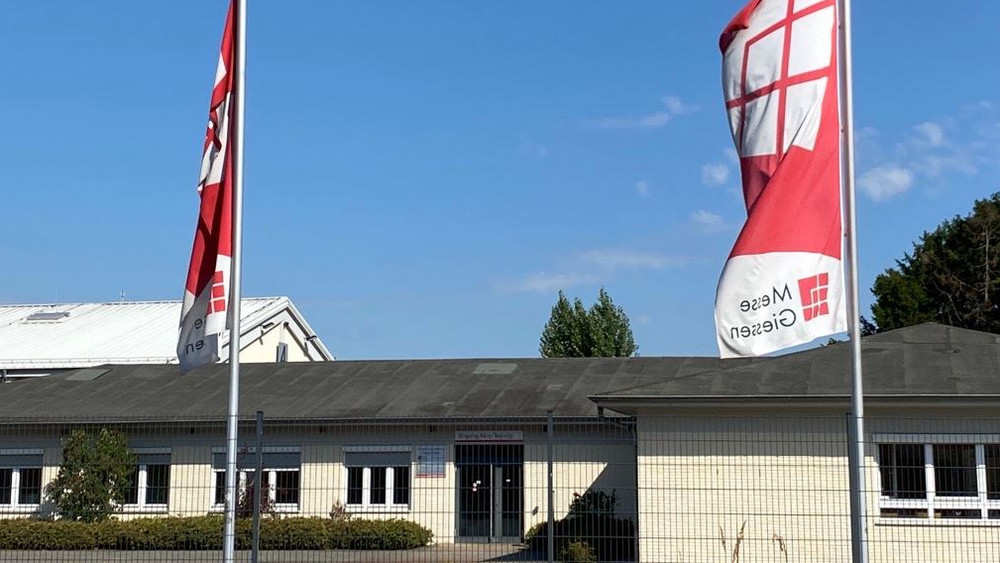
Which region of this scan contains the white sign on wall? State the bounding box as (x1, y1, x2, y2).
(454, 430, 523, 443)
(415, 445, 446, 478)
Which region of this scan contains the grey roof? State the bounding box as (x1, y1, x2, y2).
(0, 356, 741, 422)
(591, 323, 1000, 405)
(2, 323, 997, 422)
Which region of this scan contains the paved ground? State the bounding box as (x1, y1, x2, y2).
(0, 545, 549, 563)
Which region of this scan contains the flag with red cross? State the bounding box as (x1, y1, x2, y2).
(178, 1, 236, 373)
(714, 0, 847, 357)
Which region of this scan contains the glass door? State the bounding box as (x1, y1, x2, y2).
(456, 444, 523, 542)
(457, 461, 492, 538)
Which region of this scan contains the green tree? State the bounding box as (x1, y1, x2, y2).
(870, 192, 1000, 333)
(45, 429, 136, 522)
(539, 288, 637, 357)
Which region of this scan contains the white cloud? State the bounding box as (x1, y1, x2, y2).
(914, 153, 977, 178)
(580, 95, 698, 130)
(701, 162, 729, 186)
(579, 248, 684, 271)
(505, 272, 599, 293)
(690, 210, 729, 234)
(501, 247, 689, 293)
(518, 138, 548, 159)
(854, 103, 1000, 202)
(858, 165, 914, 202)
(913, 122, 945, 147)
(635, 180, 650, 198)
(661, 95, 699, 116)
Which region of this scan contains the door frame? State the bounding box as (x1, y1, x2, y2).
(454, 443, 524, 543)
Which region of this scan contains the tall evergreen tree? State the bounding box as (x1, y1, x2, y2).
(870, 192, 1000, 333)
(539, 288, 638, 357)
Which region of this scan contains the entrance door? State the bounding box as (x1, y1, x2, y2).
(456, 444, 523, 542)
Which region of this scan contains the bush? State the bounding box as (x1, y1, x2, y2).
(0, 515, 432, 551)
(0, 519, 96, 550)
(259, 517, 329, 550)
(525, 490, 635, 562)
(93, 517, 227, 550)
(45, 429, 136, 523)
(526, 514, 635, 562)
(329, 518, 433, 550)
(559, 540, 597, 563)
(237, 480, 275, 519)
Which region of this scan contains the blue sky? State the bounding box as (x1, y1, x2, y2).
(2, 1, 999, 359)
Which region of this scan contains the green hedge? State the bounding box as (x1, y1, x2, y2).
(0, 516, 432, 551)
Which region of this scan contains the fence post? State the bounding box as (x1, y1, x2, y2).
(252, 411, 264, 563)
(547, 410, 555, 563)
(845, 411, 862, 558)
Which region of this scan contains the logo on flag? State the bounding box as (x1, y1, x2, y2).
(714, 0, 847, 358)
(178, 1, 236, 373)
(798, 272, 830, 321)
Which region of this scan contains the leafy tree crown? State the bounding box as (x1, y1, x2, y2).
(870, 192, 1000, 333)
(539, 288, 637, 357)
(45, 428, 136, 522)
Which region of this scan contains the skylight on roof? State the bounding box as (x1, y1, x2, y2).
(24, 311, 70, 322)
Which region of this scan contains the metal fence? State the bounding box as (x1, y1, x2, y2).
(0, 413, 999, 562)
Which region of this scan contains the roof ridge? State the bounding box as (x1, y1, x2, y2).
(0, 296, 287, 308)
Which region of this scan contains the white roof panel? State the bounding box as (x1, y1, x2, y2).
(0, 297, 328, 369)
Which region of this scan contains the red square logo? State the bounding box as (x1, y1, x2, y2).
(798, 273, 831, 321)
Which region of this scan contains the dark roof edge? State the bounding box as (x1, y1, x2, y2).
(589, 394, 1000, 410)
(0, 414, 631, 427)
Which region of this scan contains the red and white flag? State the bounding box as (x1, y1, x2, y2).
(178, 1, 236, 372)
(715, 0, 846, 358)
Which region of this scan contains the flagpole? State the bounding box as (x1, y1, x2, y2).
(836, 0, 868, 561)
(222, 0, 247, 561)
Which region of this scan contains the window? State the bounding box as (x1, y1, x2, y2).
(212, 449, 301, 510)
(0, 452, 43, 508)
(344, 449, 410, 508)
(878, 441, 1000, 520)
(934, 445, 977, 498)
(125, 452, 170, 508)
(879, 444, 925, 500)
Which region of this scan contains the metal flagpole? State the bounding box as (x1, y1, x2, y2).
(836, 0, 868, 561)
(222, 0, 248, 560)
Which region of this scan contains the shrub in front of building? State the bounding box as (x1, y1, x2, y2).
(0, 519, 97, 550)
(0, 516, 432, 551)
(525, 490, 635, 562)
(328, 518, 434, 550)
(557, 540, 597, 563)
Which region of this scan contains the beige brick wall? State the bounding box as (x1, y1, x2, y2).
(523, 443, 636, 531)
(0, 421, 633, 546)
(636, 412, 1000, 563)
(637, 415, 852, 563)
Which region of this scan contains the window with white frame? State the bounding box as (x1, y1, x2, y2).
(125, 451, 170, 509)
(0, 451, 43, 509)
(212, 449, 301, 509)
(344, 448, 410, 508)
(878, 441, 1000, 520)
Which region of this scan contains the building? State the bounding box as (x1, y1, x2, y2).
(590, 322, 1000, 562)
(0, 323, 997, 561)
(0, 357, 669, 544)
(0, 298, 333, 378)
